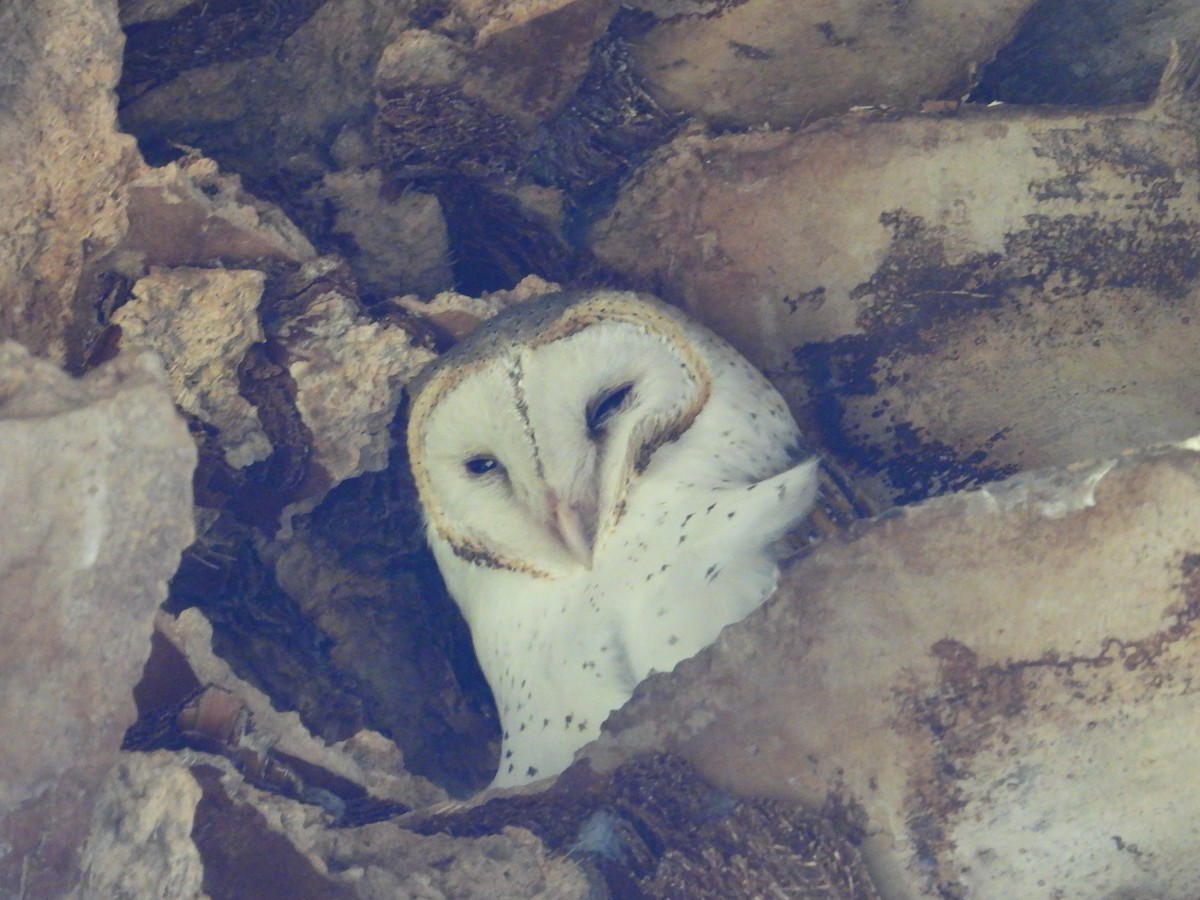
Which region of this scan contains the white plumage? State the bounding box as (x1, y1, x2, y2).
(406, 290, 818, 787)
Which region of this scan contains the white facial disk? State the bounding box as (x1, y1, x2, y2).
(408, 294, 711, 583)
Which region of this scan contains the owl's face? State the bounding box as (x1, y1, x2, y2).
(407, 293, 712, 581)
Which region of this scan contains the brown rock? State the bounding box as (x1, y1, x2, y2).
(119, 0, 409, 188)
(0, 344, 196, 897)
(586, 443, 1200, 896)
(376, 0, 621, 132)
(267, 272, 436, 501)
(627, 0, 1036, 127)
(592, 47, 1200, 506)
(114, 267, 272, 468)
(120, 154, 317, 270)
(0, 0, 140, 365)
(454, 0, 623, 125)
(76, 752, 206, 899)
(394, 274, 563, 339)
(98, 752, 591, 899)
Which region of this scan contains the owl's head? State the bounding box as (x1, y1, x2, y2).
(406, 291, 713, 578)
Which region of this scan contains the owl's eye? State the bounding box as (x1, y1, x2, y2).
(464, 455, 502, 476)
(586, 383, 635, 436)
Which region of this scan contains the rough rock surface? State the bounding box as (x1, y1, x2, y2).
(0, 0, 140, 366)
(267, 273, 435, 496)
(117, 1, 463, 303)
(120, 154, 317, 270)
(584, 442, 1200, 897)
(0, 343, 196, 897)
(80, 750, 593, 899)
(111, 257, 437, 525)
(392, 274, 563, 339)
(114, 266, 272, 468)
(627, 0, 1036, 126)
(76, 752, 206, 899)
(80, 746, 876, 899)
(118, 0, 409, 189)
(592, 48, 1200, 506)
(309, 169, 451, 297)
(437, 0, 621, 126)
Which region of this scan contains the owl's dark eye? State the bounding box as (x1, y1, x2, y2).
(464, 455, 501, 476)
(586, 382, 635, 435)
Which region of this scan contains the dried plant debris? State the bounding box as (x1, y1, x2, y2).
(435, 179, 578, 294)
(119, 0, 327, 103)
(375, 85, 526, 180)
(525, 21, 685, 214)
(406, 754, 878, 899)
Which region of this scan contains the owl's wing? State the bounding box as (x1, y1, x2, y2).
(733, 456, 821, 543)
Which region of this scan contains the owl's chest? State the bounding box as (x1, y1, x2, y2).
(441, 475, 783, 692)
(587, 485, 782, 678)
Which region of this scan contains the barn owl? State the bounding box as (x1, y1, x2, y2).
(406, 290, 818, 788)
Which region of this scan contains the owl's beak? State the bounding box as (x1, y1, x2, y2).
(550, 494, 594, 569)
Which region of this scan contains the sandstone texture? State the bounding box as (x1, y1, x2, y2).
(0, 344, 195, 897)
(628, 0, 1036, 126)
(583, 441, 1200, 897)
(114, 266, 271, 468)
(0, 0, 139, 366)
(592, 48, 1200, 506)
